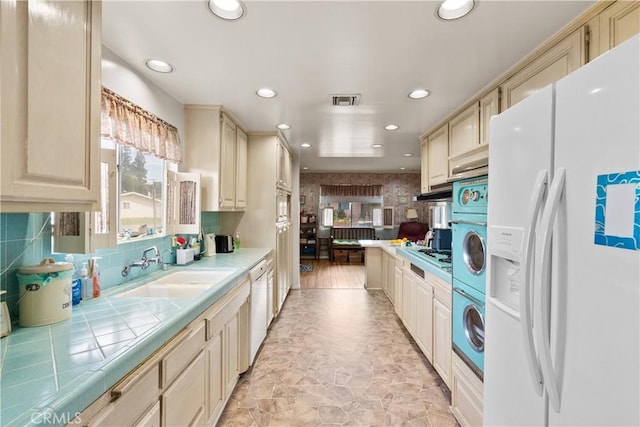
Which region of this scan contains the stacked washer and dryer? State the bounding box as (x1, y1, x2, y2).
(451, 176, 488, 380)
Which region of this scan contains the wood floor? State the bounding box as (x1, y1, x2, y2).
(299, 259, 365, 289)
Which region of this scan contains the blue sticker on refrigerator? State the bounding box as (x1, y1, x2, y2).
(594, 170, 640, 250)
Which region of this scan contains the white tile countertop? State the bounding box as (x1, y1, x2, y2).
(0, 248, 271, 427)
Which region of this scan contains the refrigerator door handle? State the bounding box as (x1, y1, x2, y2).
(520, 169, 548, 396)
(534, 167, 566, 413)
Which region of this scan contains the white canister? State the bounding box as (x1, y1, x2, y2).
(204, 233, 216, 257)
(17, 258, 73, 327)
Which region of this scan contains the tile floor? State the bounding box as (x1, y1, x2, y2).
(219, 289, 457, 426)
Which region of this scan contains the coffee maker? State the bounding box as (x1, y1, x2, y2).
(428, 201, 452, 251)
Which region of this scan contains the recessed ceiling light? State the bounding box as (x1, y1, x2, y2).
(276, 123, 291, 130)
(384, 124, 399, 131)
(408, 89, 430, 99)
(437, 0, 475, 20)
(144, 58, 174, 73)
(207, 0, 245, 20)
(256, 88, 277, 98)
(400, 167, 406, 170)
(403, 153, 414, 157)
(371, 144, 383, 148)
(301, 143, 312, 148)
(303, 167, 309, 170)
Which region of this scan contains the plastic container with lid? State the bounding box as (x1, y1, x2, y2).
(17, 258, 73, 327)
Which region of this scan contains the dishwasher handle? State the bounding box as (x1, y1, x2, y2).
(249, 260, 267, 282)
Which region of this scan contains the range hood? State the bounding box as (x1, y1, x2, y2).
(414, 182, 453, 201)
(414, 156, 488, 202)
(447, 157, 488, 182)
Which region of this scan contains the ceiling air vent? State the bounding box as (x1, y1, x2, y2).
(331, 94, 360, 106)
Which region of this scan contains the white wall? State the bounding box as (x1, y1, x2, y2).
(101, 46, 185, 169)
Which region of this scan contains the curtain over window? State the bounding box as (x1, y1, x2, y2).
(100, 87, 182, 163)
(320, 184, 383, 197)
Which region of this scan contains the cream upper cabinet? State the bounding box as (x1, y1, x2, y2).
(589, 1, 639, 60)
(501, 28, 586, 109)
(479, 88, 500, 146)
(0, 0, 101, 212)
(448, 103, 479, 160)
(219, 113, 237, 209)
(428, 125, 449, 187)
(420, 137, 429, 193)
(235, 128, 248, 209)
(184, 106, 246, 211)
(276, 138, 293, 192)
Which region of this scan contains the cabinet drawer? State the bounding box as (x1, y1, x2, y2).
(87, 363, 160, 426)
(432, 277, 452, 309)
(162, 350, 206, 427)
(161, 321, 205, 388)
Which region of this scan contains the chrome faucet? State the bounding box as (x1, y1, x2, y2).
(142, 246, 161, 265)
(121, 246, 162, 276)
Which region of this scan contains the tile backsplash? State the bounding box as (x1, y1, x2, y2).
(0, 212, 231, 321)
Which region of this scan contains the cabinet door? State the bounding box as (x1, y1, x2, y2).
(54, 149, 117, 254)
(166, 171, 201, 235)
(415, 278, 434, 363)
(224, 312, 239, 397)
(1, 0, 101, 212)
(427, 125, 449, 187)
(597, 1, 639, 57)
(448, 103, 479, 159)
(394, 265, 403, 318)
(276, 139, 292, 191)
(420, 137, 429, 193)
(381, 251, 389, 296)
(206, 328, 224, 423)
(161, 350, 206, 427)
(501, 28, 585, 109)
(234, 127, 248, 209)
(479, 88, 500, 146)
(219, 113, 237, 209)
(401, 271, 415, 334)
(134, 401, 160, 427)
(387, 255, 396, 304)
(433, 298, 452, 387)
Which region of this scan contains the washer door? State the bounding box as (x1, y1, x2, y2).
(462, 230, 486, 275)
(463, 303, 485, 352)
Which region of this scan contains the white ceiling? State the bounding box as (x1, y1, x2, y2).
(102, 0, 594, 173)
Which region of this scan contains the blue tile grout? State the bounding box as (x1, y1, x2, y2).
(48, 325, 60, 392)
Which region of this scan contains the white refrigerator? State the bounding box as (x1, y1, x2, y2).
(484, 34, 639, 426)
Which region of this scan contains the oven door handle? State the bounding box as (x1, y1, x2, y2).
(451, 220, 487, 227)
(453, 287, 484, 308)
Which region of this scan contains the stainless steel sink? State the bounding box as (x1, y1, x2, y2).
(116, 269, 235, 298)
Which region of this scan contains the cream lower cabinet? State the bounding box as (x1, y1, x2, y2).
(397, 256, 452, 389)
(432, 278, 452, 387)
(161, 350, 206, 427)
(414, 276, 434, 363)
(80, 279, 251, 427)
(401, 265, 416, 336)
(394, 258, 403, 318)
(451, 352, 484, 427)
(1, 0, 101, 212)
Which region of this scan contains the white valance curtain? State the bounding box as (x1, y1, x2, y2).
(100, 87, 182, 163)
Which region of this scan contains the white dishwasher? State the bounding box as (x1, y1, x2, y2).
(249, 260, 268, 365)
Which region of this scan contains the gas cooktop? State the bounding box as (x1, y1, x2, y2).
(416, 248, 453, 269)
